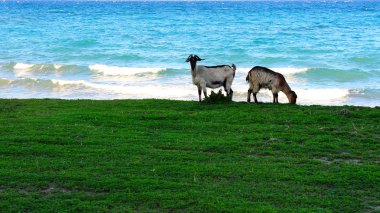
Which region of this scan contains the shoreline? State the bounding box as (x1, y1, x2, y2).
(0, 97, 378, 108)
(1, 63, 378, 107)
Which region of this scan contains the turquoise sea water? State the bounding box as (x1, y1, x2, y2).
(1, 1, 379, 106)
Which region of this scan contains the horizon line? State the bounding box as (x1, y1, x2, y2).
(2, 0, 375, 2)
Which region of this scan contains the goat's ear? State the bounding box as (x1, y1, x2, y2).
(185, 55, 192, 62)
(195, 55, 204, 61)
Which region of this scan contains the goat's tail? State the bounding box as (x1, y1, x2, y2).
(246, 71, 251, 83)
(231, 64, 236, 78)
(231, 64, 236, 71)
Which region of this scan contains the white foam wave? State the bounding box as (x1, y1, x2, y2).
(13, 63, 35, 77)
(50, 79, 195, 99)
(14, 63, 34, 70)
(13, 63, 65, 70)
(89, 64, 167, 76)
(272, 67, 308, 75)
(10, 63, 70, 77)
(54, 64, 63, 70)
(50, 78, 350, 104)
(293, 88, 350, 105)
(235, 67, 252, 74)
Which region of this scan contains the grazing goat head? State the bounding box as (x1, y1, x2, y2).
(289, 90, 297, 104)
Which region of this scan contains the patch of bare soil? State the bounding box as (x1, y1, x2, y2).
(316, 157, 362, 165)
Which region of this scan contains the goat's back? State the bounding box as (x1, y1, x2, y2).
(197, 65, 235, 77)
(247, 66, 285, 82)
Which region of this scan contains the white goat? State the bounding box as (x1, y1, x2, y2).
(186, 54, 236, 102)
(246, 66, 297, 104)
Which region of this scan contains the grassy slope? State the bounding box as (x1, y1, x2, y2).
(0, 99, 379, 212)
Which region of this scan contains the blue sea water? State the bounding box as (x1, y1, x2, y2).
(0, 1, 379, 106)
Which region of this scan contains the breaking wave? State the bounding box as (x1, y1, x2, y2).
(4, 63, 310, 77)
(0, 62, 84, 77)
(11, 63, 65, 71)
(1, 62, 170, 78)
(89, 64, 167, 76)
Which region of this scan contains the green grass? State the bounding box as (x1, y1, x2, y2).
(0, 99, 379, 212)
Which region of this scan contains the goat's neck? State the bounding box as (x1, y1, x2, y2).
(190, 61, 197, 78)
(282, 84, 293, 100)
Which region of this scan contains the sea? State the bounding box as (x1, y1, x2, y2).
(1, 1, 379, 106)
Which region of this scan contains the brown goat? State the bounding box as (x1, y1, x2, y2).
(246, 66, 297, 104)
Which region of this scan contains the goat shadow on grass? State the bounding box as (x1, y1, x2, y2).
(203, 89, 233, 104)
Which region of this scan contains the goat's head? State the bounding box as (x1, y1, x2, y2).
(186, 54, 204, 63)
(289, 90, 297, 104)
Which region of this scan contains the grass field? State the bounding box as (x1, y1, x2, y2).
(0, 99, 379, 212)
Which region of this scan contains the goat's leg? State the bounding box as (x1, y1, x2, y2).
(247, 89, 252, 102)
(224, 87, 229, 96)
(253, 92, 258, 103)
(273, 93, 278, 103)
(251, 84, 260, 103)
(202, 88, 207, 100)
(247, 83, 255, 102)
(197, 86, 202, 102)
(200, 82, 207, 101)
(224, 87, 233, 100)
(224, 80, 233, 98)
